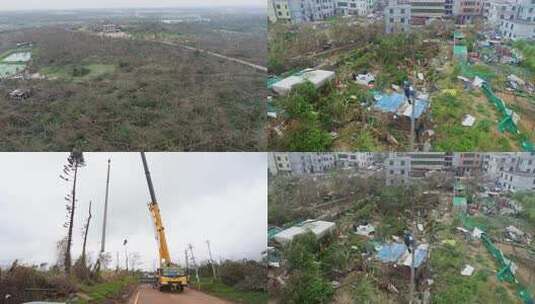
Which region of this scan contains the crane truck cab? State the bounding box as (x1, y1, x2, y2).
(156, 264, 188, 292)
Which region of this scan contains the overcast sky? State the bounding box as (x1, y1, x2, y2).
(0, 152, 267, 271)
(0, 0, 266, 11)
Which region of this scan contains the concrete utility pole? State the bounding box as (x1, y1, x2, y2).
(185, 249, 189, 274)
(404, 231, 416, 304)
(123, 239, 128, 272)
(206, 240, 217, 280)
(404, 80, 416, 151)
(189, 244, 200, 287)
(100, 159, 111, 253)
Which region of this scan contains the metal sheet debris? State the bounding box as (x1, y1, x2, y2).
(355, 224, 375, 237)
(271, 69, 336, 96)
(462, 114, 476, 127)
(461, 264, 475, 276)
(273, 220, 336, 245)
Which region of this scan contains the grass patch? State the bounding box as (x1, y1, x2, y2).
(41, 63, 116, 81)
(78, 275, 136, 303)
(432, 92, 513, 151)
(431, 243, 518, 304)
(196, 277, 268, 304)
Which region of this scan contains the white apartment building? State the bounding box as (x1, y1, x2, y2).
(268, 0, 279, 22)
(385, 0, 412, 33)
(336, 0, 376, 16)
(268, 153, 336, 175)
(336, 152, 374, 168)
(499, 0, 535, 39)
(273, 0, 337, 23)
(385, 156, 411, 185)
(483, 152, 535, 191)
(500, 171, 535, 191)
(484, 0, 516, 26)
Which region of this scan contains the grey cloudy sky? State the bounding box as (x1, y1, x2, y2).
(0, 152, 267, 271)
(0, 0, 266, 11)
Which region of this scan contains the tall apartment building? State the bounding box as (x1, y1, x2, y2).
(407, 152, 452, 176)
(452, 153, 483, 176)
(445, 0, 454, 16)
(499, 0, 535, 39)
(268, 153, 336, 175)
(385, 0, 412, 33)
(384, 152, 452, 185)
(336, 152, 375, 168)
(453, 0, 484, 23)
(337, 0, 376, 16)
(268, 0, 337, 23)
(269, 0, 301, 22)
(484, 0, 517, 26)
(410, 0, 447, 23)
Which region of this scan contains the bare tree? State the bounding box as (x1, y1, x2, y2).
(129, 252, 142, 271)
(55, 236, 68, 270)
(60, 151, 86, 274)
(81, 201, 93, 266)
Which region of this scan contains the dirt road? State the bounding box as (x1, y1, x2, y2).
(159, 41, 268, 73)
(128, 284, 234, 304)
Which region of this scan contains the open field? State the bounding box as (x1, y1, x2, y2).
(0, 17, 266, 150)
(0, 8, 266, 151)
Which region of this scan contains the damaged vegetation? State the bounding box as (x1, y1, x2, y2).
(268, 161, 535, 304)
(0, 15, 266, 151)
(268, 20, 535, 152)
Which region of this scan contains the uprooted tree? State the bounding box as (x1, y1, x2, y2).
(60, 151, 86, 275)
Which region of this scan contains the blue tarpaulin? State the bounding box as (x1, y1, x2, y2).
(373, 92, 428, 119)
(409, 245, 429, 268)
(374, 92, 406, 113)
(400, 99, 429, 119)
(377, 243, 407, 263)
(376, 243, 428, 268)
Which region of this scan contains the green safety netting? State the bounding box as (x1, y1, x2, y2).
(456, 181, 533, 304)
(453, 196, 467, 207)
(454, 45, 468, 61)
(457, 59, 534, 151)
(453, 31, 465, 40)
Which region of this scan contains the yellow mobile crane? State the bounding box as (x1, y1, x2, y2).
(141, 152, 188, 292)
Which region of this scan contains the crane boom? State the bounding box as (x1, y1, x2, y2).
(141, 152, 172, 266)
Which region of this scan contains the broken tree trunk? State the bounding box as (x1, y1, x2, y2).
(81, 201, 92, 266)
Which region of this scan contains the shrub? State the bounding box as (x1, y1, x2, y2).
(286, 122, 332, 151)
(71, 65, 91, 77)
(284, 232, 319, 272)
(218, 260, 267, 292)
(282, 269, 334, 304)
